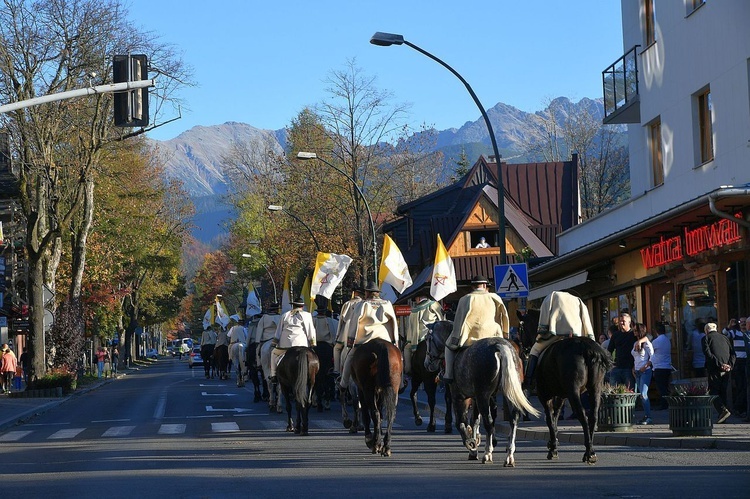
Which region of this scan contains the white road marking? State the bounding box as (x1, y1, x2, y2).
(49, 428, 86, 439)
(0, 430, 33, 441)
(211, 422, 240, 433)
(102, 425, 136, 437)
(201, 392, 237, 397)
(158, 424, 186, 435)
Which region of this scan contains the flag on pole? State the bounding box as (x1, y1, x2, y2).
(202, 306, 214, 329)
(310, 252, 353, 299)
(214, 295, 230, 328)
(378, 234, 412, 293)
(245, 282, 262, 318)
(430, 234, 457, 301)
(301, 273, 312, 311)
(281, 268, 292, 313)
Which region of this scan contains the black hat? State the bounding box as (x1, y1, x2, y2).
(471, 275, 489, 284)
(268, 302, 280, 310)
(365, 280, 380, 292)
(355, 280, 367, 292)
(291, 296, 305, 306)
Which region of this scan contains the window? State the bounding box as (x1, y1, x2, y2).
(697, 88, 714, 164)
(649, 118, 664, 187)
(470, 231, 495, 249)
(644, 0, 656, 46)
(687, 0, 705, 16)
(597, 291, 637, 335)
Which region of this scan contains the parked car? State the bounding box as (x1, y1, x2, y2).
(145, 348, 159, 359)
(188, 346, 203, 368)
(166, 346, 177, 357)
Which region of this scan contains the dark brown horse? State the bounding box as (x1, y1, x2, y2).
(517, 308, 613, 464)
(213, 344, 229, 380)
(347, 338, 402, 456)
(276, 346, 320, 435)
(409, 321, 453, 433)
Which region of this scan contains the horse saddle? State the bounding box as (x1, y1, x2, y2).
(424, 331, 447, 372)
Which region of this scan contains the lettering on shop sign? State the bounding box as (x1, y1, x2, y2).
(640, 216, 742, 270)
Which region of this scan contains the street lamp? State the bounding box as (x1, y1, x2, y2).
(267, 204, 321, 252)
(370, 31, 506, 264)
(241, 253, 278, 303)
(296, 151, 378, 275)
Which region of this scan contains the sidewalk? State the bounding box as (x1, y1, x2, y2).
(400, 388, 750, 451)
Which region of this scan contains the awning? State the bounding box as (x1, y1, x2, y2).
(528, 271, 588, 301)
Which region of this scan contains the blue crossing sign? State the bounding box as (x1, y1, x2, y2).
(494, 263, 529, 299)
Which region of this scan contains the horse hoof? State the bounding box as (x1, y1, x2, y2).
(300, 430, 309, 436)
(286, 426, 294, 432)
(253, 394, 261, 403)
(444, 426, 453, 434)
(343, 419, 352, 429)
(382, 448, 392, 457)
(294, 428, 301, 435)
(504, 458, 516, 468)
(415, 416, 423, 426)
(547, 451, 558, 460)
(426, 423, 436, 433)
(468, 452, 478, 461)
(482, 454, 493, 464)
(584, 453, 598, 464)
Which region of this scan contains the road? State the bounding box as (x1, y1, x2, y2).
(0, 356, 748, 498)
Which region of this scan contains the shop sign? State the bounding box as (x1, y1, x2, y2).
(640, 216, 742, 269)
(394, 305, 412, 317)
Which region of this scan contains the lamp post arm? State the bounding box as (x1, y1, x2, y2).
(284, 209, 321, 252)
(401, 40, 507, 265)
(315, 156, 378, 274)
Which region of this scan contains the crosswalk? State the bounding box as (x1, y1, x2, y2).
(0, 418, 412, 442)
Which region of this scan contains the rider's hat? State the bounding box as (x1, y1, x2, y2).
(291, 296, 305, 307)
(364, 280, 380, 292)
(268, 302, 280, 311)
(471, 275, 489, 284)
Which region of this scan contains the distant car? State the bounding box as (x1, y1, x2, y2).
(166, 346, 177, 357)
(145, 348, 159, 359)
(188, 346, 203, 368)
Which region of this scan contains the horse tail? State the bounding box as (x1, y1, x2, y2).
(378, 342, 398, 424)
(584, 339, 614, 375)
(496, 342, 540, 418)
(294, 350, 309, 405)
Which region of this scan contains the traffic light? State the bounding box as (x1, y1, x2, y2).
(113, 54, 149, 127)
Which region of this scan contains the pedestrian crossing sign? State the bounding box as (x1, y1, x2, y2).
(494, 263, 529, 299)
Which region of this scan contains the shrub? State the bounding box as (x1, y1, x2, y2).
(32, 367, 77, 394)
(602, 383, 634, 395)
(671, 382, 709, 396)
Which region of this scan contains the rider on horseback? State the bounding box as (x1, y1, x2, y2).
(405, 292, 443, 379)
(256, 303, 281, 379)
(523, 290, 595, 389)
(200, 325, 217, 379)
(338, 281, 399, 391)
(442, 275, 509, 384)
(333, 281, 366, 376)
(313, 298, 338, 347)
(270, 297, 316, 383)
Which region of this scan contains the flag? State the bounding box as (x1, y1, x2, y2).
(379, 281, 398, 304)
(378, 234, 412, 293)
(430, 234, 457, 301)
(281, 268, 292, 313)
(214, 296, 230, 328)
(202, 306, 214, 329)
(301, 273, 312, 311)
(310, 252, 353, 299)
(245, 282, 262, 318)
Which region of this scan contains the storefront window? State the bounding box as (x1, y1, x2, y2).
(679, 277, 717, 348)
(657, 290, 673, 337)
(597, 290, 637, 334)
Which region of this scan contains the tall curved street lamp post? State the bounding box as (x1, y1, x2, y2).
(370, 31, 506, 265)
(241, 253, 278, 303)
(296, 151, 378, 277)
(267, 204, 321, 252)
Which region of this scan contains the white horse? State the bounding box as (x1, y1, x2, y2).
(260, 340, 283, 413)
(229, 342, 246, 388)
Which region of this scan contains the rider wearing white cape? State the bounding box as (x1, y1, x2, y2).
(332, 282, 366, 375)
(269, 297, 316, 382)
(523, 290, 595, 388)
(443, 275, 509, 384)
(405, 293, 444, 377)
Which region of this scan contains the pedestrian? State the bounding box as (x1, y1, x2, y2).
(702, 322, 735, 424)
(111, 347, 119, 375)
(103, 347, 112, 379)
(444, 275, 509, 384)
(1, 344, 18, 394)
(649, 322, 672, 410)
(19, 349, 31, 388)
(607, 312, 636, 389)
(691, 319, 707, 378)
(724, 317, 746, 417)
(270, 296, 316, 383)
(631, 323, 654, 425)
(95, 346, 107, 378)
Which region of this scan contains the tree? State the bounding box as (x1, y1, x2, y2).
(0, 0, 189, 378)
(521, 98, 630, 220)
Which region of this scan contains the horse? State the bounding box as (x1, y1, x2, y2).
(517, 308, 614, 464)
(213, 344, 229, 380)
(346, 338, 402, 457)
(245, 341, 268, 402)
(200, 344, 215, 379)
(276, 346, 320, 435)
(450, 332, 540, 467)
(409, 321, 453, 433)
(229, 342, 246, 388)
(260, 339, 283, 413)
(312, 341, 335, 411)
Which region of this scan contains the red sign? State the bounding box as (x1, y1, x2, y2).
(394, 305, 412, 317)
(641, 216, 742, 269)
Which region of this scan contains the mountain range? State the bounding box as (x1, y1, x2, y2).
(150, 97, 607, 244)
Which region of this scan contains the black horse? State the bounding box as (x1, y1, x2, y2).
(213, 344, 229, 380)
(409, 321, 453, 433)
(313, 342, 335, 411)
(518, 308, 613, 464)
(346, 338, 402, 457)
(245, 341, 268, 402)
(450, 332, 540, 467)
(200, 344, 215, 379)
(277, 346, 320, 435)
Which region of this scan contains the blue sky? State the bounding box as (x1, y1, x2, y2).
(127, 0, 623, 141)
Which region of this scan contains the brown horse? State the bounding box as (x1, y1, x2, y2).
(409, 321, 453, 433)
(517, 308, 613, 464)
(347, 338, 402, 457)
(276, 346, 320, 435)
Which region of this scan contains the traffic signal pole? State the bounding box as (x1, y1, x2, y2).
(0, 79, 154, 115)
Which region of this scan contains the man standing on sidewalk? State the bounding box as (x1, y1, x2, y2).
(702, 322, 735, 424)
(607, 312, 636, 389)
